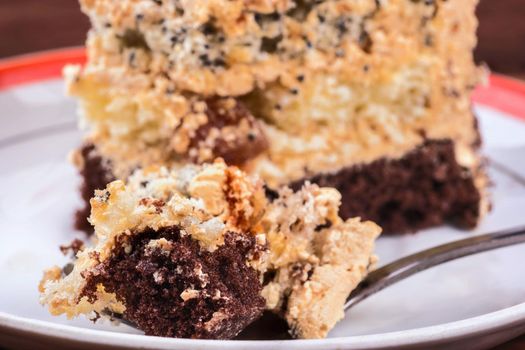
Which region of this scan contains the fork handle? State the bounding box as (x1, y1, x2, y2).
(345, 226, 525, 310)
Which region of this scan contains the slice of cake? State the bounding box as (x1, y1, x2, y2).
(68, 0, 489, 234)
(40, 161, 380, 339)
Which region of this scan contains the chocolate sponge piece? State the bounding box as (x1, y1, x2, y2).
(292, 139, 481, 234)
(81, 226, 265, 339)
(75, 143, 115, 233)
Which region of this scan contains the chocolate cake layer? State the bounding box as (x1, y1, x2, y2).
(75, 143, 115, 232)
(76, 139, 481, 235)
(81, 226, 265, 339)
(292, 139, 481, 234)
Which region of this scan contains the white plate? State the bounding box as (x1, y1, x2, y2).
(1, 72, 525, 349)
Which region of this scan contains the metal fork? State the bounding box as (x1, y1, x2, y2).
(345, 226, 525, 311)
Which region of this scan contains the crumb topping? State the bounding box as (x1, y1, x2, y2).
(260, 183, 380, 338)
(88, 159, 265, 253)
(79, 0, 380, 96)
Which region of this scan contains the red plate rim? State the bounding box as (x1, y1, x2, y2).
(0, 47, 524, 120)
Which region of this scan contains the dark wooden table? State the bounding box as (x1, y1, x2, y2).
(0, 1, 524, 349)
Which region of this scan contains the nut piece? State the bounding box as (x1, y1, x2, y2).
(187, 98, 269, 165)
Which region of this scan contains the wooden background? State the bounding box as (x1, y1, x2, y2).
(0, 1, 524, 349)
